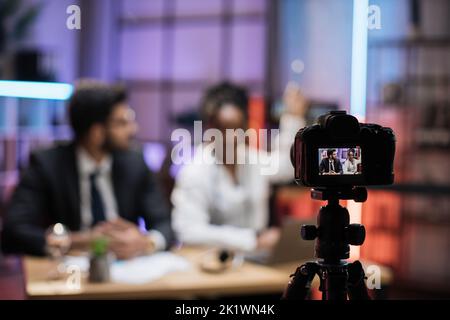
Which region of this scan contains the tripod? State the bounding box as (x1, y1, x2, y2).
(282, 187, 371, 300)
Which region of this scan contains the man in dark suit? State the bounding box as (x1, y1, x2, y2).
(319, 149, 343, 175)
(1, 81, 173, 259)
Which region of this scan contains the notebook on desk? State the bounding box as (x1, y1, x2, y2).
(245, 218, 316, 266)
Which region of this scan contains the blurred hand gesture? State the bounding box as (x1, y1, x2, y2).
(283, 82, 308, 118)
(97, 218, 154, 260)
(257, 227, 281, 251)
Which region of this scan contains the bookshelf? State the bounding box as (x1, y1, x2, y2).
(0, 81, 72, 207)
(116, 0, 269, 142)
(363, 36, 450, 293)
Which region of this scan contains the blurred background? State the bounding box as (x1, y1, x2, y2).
(0, 0, 449, 299)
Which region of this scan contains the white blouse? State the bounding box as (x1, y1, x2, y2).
(343, 158, 361, 174)
(171, 115, 304, 251)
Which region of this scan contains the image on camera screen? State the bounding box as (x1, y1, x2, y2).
(318, 147, 362, 175)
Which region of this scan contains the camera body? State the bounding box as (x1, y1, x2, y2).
(292, 111, 395, 187)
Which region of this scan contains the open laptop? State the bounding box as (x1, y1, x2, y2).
(245, 218, 316, 266)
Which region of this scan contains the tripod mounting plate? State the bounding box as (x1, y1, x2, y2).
(311, 187, 367, 202)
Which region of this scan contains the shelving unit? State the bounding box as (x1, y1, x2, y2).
(116, 0, 270, 142)
(363, 36, 450, 293)
(0, 85, 72, 207)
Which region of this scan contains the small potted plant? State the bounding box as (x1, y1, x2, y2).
(89, 237, 110, 283)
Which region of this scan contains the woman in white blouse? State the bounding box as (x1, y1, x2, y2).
(171, 82, 306, 252)
(343, 149, 361, 174)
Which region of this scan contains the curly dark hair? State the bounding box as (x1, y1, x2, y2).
(200, 82, 249, 123)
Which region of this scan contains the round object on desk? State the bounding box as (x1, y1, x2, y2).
(199, 249, 243, 274)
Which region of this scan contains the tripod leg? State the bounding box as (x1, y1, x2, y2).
(282, 262, 318, 300)
(347, 260, 371, 300)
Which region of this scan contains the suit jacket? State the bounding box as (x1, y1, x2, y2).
(1, 143, 173, 256)
(319, 158, 343, 174)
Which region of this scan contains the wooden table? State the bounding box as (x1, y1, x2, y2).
(23, 247, 392, 299)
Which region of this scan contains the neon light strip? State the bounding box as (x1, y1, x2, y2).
(350, 0, 369, 118)
(349, 0, 369, 260)
(0, 80, 73, 100)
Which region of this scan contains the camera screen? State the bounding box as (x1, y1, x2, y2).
(318, 147, 362, 175)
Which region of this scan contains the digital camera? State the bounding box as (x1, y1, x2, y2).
(291, 111, 396, 187)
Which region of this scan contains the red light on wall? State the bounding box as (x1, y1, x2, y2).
(248, 96, 265, 149)
(361, 191, 401, 268)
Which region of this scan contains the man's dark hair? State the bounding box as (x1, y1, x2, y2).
(327, 149, 336, 157)
(200, 82, 249, 123)
(68, 80, 127, 141)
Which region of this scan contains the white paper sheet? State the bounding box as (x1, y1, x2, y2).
(110, 252, 191, 284)
(64, 252, 191, 284)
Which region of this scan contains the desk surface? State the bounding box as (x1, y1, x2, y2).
(23, 247, 392, 299)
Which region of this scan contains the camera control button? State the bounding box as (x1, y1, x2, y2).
(347, 224, 366, 245)
(300, 225, 317, 240)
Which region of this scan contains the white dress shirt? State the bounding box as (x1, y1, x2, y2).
(78, 148, 118, 228)
(329, 160, 335, 172)
(77, 147, 166, 250)
(171, 114, 305, 252)
(343, 158, 361, 174)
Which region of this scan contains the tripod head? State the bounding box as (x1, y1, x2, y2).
(300, 187, 367, 264)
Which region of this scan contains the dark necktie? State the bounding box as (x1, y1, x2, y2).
(90, 171, 105, 226)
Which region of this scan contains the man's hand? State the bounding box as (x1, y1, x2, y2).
(257, 227, 281, 251)
(99, 218, 155, 260)
(69, 224, 105, 251)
